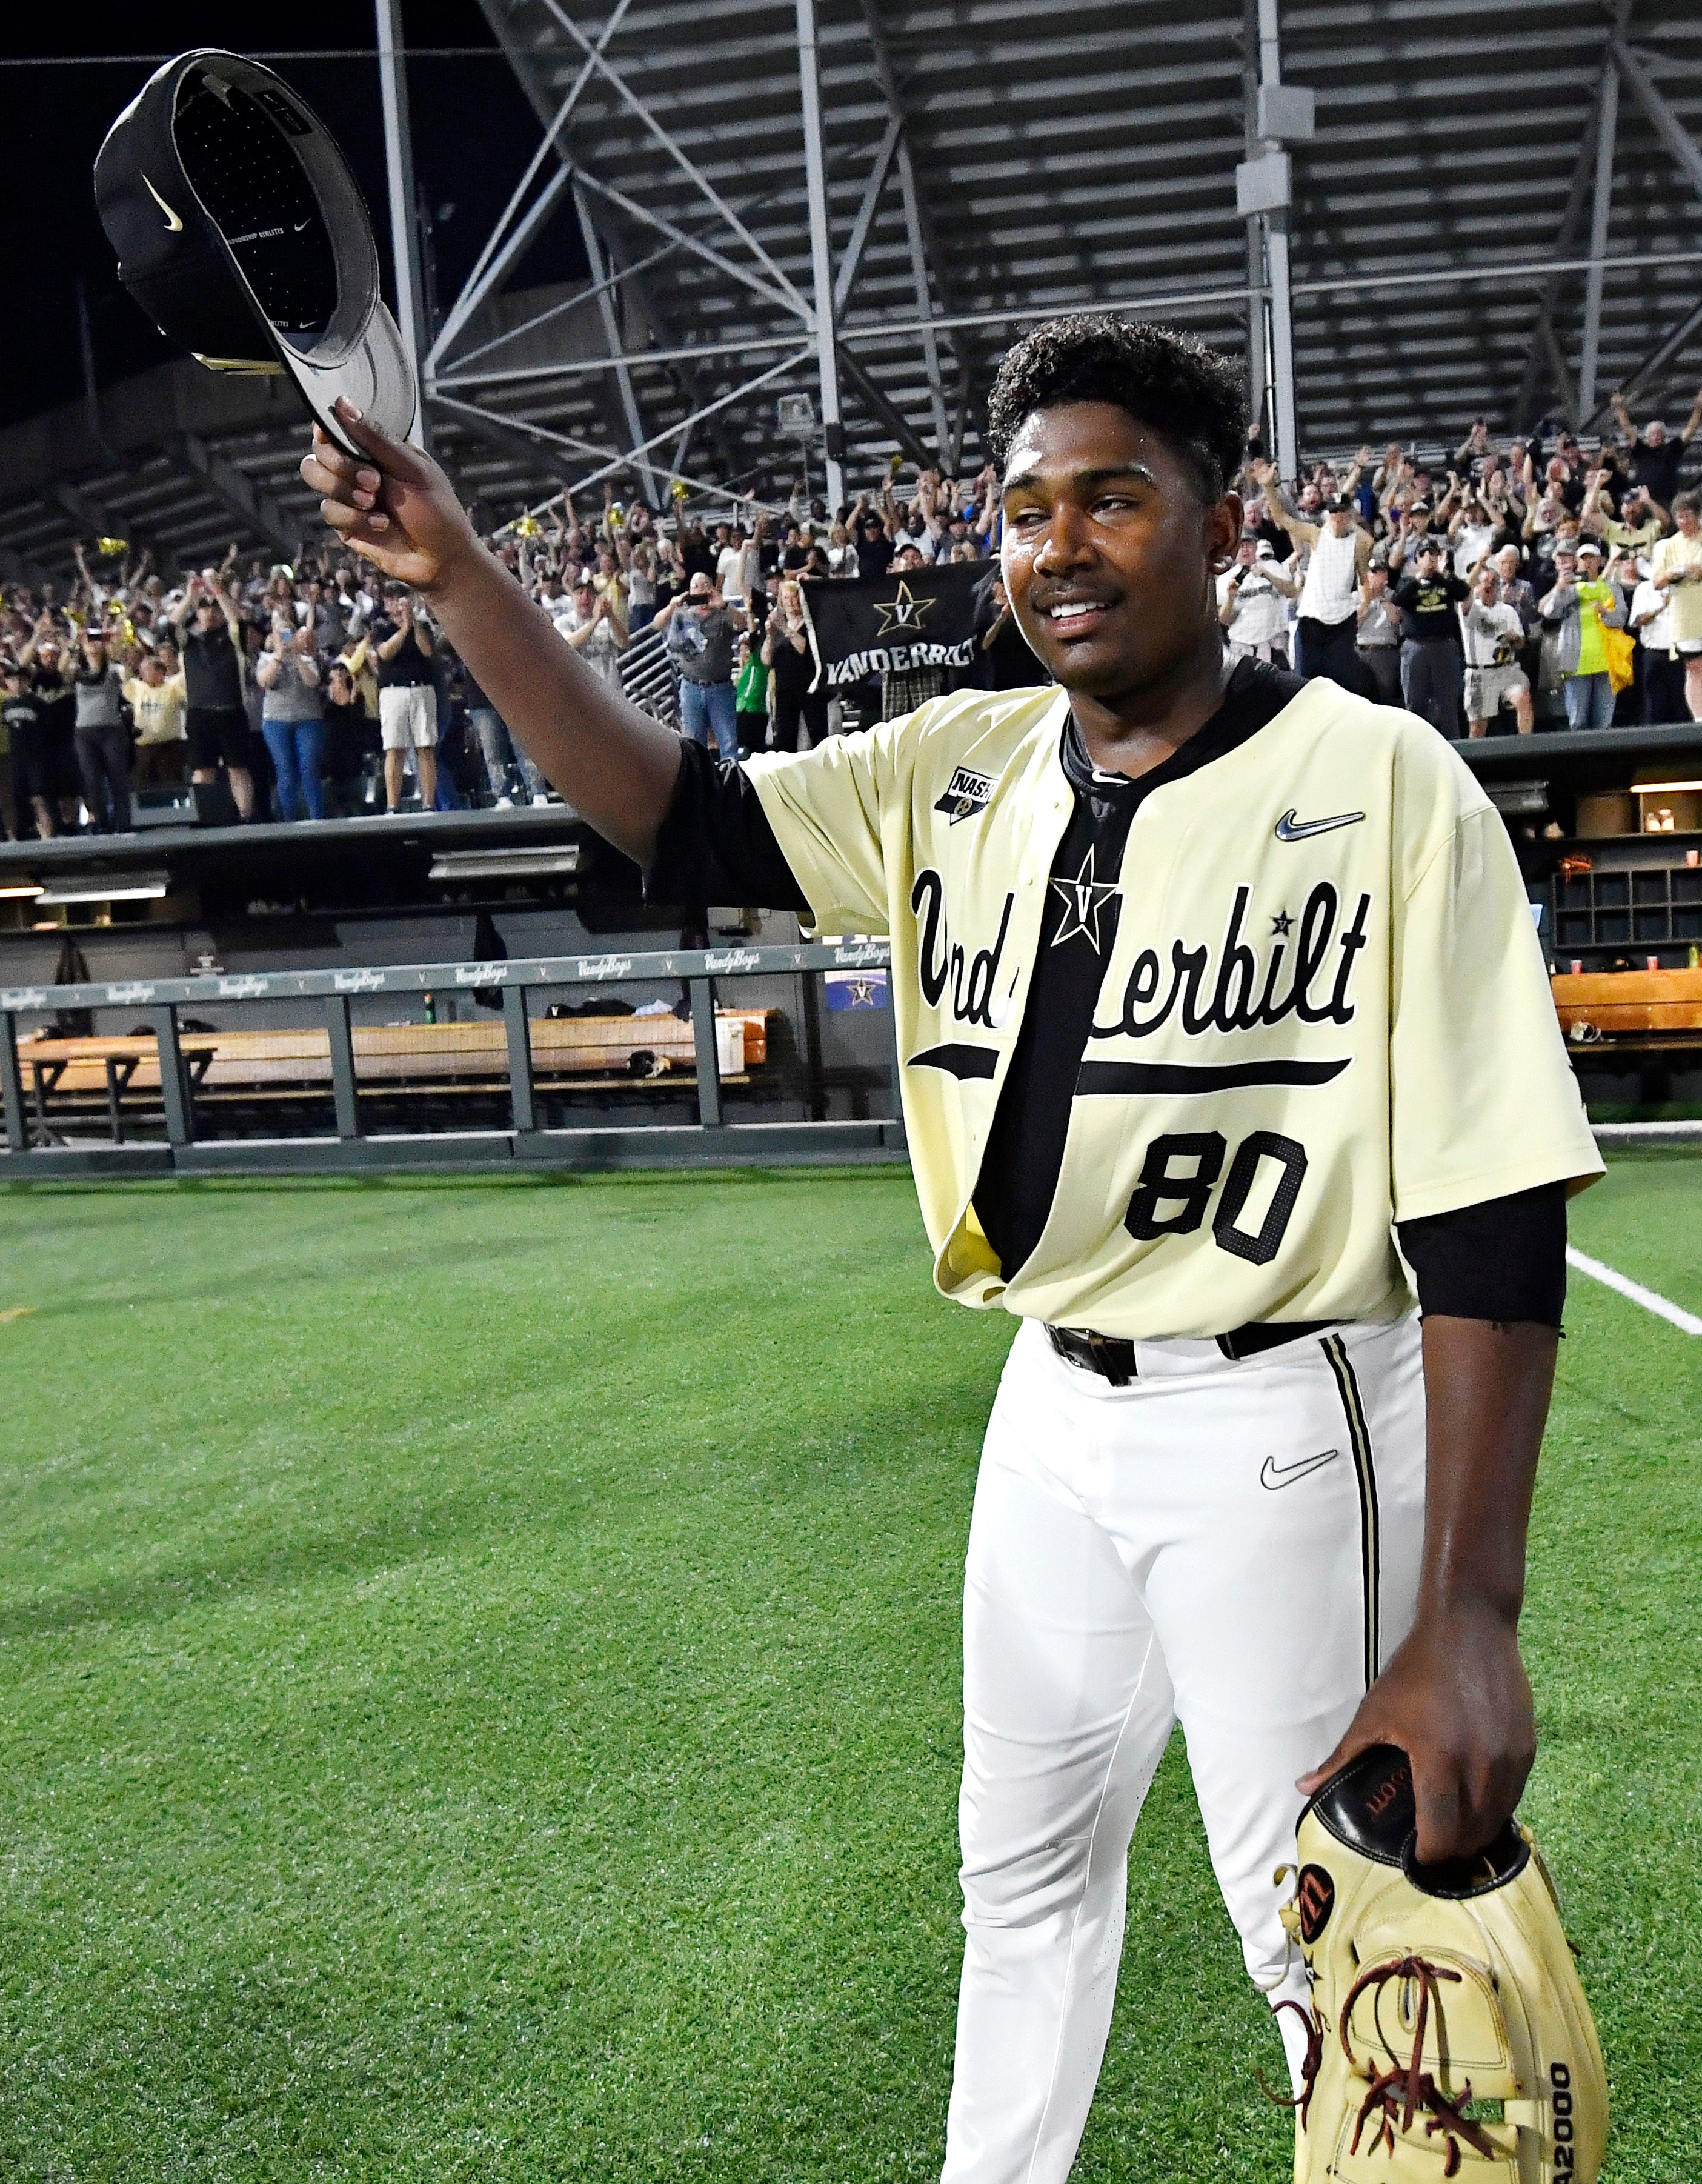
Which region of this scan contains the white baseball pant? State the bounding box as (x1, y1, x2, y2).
(942, 1313, 1427, 2184)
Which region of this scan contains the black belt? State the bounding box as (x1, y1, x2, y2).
(1045, 1319, 1336, 1387)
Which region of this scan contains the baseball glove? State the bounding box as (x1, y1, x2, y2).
(1274, 1744, 1606, 2183)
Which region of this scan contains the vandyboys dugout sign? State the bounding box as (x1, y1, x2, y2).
(803, 565, 983, 691)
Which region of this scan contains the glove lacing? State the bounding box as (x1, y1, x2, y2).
(1340, 1954, 1497, 2179)
(1258, 1997, 1323, 2125)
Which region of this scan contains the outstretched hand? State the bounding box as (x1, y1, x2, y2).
(299, 399, 482, 596)
(1297, 1604, 1535, 1863)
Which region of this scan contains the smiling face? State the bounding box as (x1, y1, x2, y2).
(999, 402, 1237, 699)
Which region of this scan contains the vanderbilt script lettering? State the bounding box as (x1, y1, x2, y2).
(911, 869, 1014, 1029)
(1092, 882, 1371, 1040)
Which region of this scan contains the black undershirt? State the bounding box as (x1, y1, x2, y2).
(643, 668, 1567, 1327)
(975, 656, 1303, 1275)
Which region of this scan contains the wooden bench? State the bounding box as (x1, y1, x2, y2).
(15, 1011, 774, 1141)
(1551, 969, 1702, 1056)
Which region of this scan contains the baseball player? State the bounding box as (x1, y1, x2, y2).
(302, 316, 1601, 2183)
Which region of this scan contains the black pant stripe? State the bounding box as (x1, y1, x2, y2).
(1321, 1334, 1381, 1688)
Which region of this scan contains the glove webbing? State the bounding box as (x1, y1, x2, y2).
(1341, 1955, 1498, 2178)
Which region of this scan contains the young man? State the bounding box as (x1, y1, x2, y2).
(303, 316, 1600, 2183)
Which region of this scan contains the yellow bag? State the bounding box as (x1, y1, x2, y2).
(1601, 624, 1636, 695)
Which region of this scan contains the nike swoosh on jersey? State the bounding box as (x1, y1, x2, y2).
(1259, 1447, 1340, 1491)
(1274, 807, 1365, 842)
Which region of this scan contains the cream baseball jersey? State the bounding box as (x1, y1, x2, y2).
(746, 677, 1601, 1338)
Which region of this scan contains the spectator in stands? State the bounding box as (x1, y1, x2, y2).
(1592, 479, 1665, 559)
(171, 578, 254, 819)
(298, 575, 343, 651)
(1449, 493, 1498, 579)
(1218, 534, 1297, 667)
(734, 630, 769, 756)
(762, 578, 826, 751)
(123, 648, 187, 787)
(1354, 559, 1403, 704)
(859, 507, 896, 582)
(1389, 537, 1468, 736)
(655, 571, 743, 761)
(1611, 386, 1702, 510)
(1627, 556, 1686, 725)
(321, 658, 377, 814)
(71, 628, 131, 832)
(255, 622, 326, 821)
(1539, 540, 1625, 732)
(556, 574, 628, 694)
(370, 587, 439, 813)
(626, 536, 659, 630)
(1, 662, 49, 838)
(21, 625, 79, 833)
(825, 520, 859, 577)
(1250, 461, 1371, 690)
(715, 519, 760, 611)
(1459, 565, 1534, 738)
(1650, 490, 1702, 721)
(971, 569, 1046, 691)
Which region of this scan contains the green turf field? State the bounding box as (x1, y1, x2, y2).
(0, 1156, 1697, 2181)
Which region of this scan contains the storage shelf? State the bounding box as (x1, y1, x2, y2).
(1552, 861, 1702, 954)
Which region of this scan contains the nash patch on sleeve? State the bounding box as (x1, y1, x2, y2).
(934, 765, 997, 823)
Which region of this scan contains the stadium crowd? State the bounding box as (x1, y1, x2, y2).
(1, 384, 1700, 840)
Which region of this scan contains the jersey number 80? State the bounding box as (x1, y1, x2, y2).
(1125, 1130, 1308, 1267)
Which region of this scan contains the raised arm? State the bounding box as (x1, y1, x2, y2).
(1248, 458, 1320, 545)
(304, 404, 680, 863)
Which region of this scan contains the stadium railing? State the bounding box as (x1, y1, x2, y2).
(0, 940, 903, 1177)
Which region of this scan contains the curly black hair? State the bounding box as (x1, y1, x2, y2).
(983, 317, 1248, 503)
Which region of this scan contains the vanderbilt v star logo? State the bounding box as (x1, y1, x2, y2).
(1050, 845, 1119, 952)
(1275, 807, 1365, 842)
(871, 581, 934, 637)
(142, 175, 184, 233)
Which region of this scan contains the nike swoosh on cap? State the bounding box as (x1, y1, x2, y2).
(1274, 808, 1365, 842)
(1259, 1448, 1340, 1490)
(142, 174, 184, 233)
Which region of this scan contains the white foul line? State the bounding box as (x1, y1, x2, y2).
(1566, 1247, 1702, 1336)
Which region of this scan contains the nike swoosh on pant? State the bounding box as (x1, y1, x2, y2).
(1259, 1448, 1340, 1490)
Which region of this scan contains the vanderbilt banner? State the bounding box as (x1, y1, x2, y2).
(803, 565, 983, 691)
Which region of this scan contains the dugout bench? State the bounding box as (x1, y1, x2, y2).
(0, 940, 905, 1175)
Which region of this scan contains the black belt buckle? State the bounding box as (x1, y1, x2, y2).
(1047, 1324, 1137, 1387)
